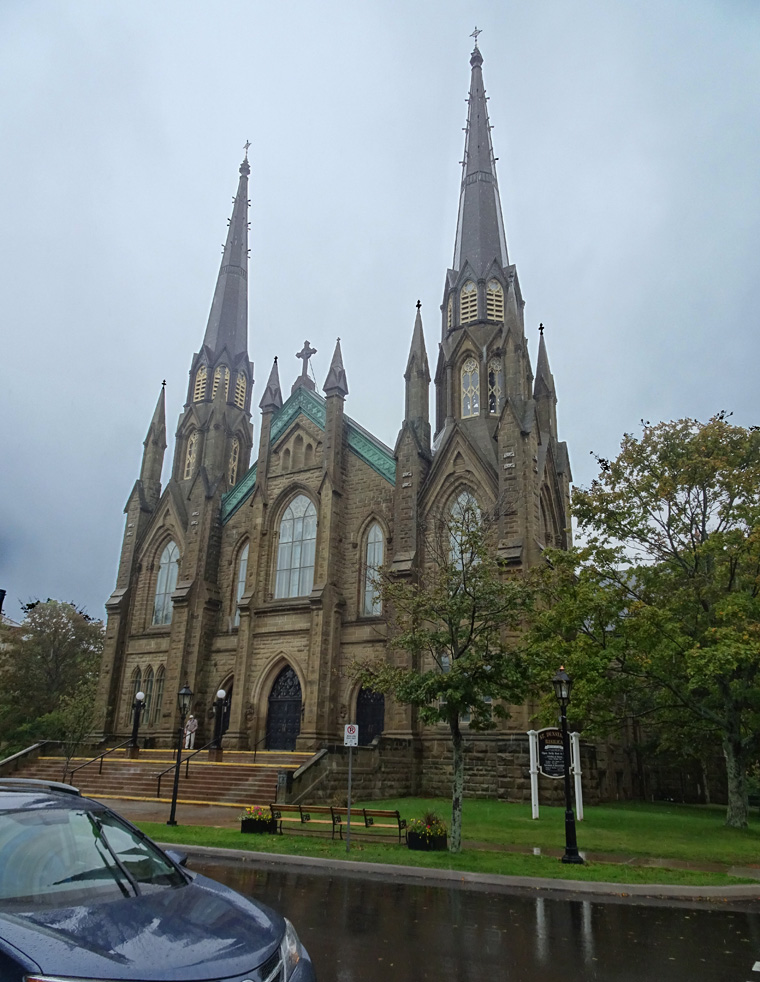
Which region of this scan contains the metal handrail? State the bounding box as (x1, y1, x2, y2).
(252, 734, 268, 764)
(155, 739, 217, 798)
(65, 739, 133, 783)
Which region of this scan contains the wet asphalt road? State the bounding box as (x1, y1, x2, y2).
(193, 857, 760, 981)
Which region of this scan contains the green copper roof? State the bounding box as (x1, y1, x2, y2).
(221, 387, 395, 524)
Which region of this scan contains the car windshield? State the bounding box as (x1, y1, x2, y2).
(0, 804, 186, 908)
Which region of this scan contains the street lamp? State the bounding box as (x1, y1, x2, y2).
(552, 666, 584, 864)
(167, 681, 193, 827)
(129, 690, 146, 753)
(212, 689, 226, 749)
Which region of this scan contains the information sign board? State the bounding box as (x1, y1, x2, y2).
(344, 723, 359, 747)
(537, 727, 564, 779)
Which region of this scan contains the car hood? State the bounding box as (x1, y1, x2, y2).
(0, 874, 282, 980)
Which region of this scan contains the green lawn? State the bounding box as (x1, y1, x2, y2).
(135, 797, 760, 889)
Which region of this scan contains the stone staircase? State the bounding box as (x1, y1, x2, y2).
(13, 748, 313, 808)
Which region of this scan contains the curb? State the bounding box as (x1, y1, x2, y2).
(157, 842, 760, 902)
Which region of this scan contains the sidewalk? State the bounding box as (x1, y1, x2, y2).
(96, 793, 760, 897)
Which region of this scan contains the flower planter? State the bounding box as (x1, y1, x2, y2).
(407, 830, 448, 851)
(241, 818, 277, 834)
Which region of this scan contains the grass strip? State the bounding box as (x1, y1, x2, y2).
(136, 821, 754, 888)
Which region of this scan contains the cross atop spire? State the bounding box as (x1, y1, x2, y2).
(470, 26, 482, 47)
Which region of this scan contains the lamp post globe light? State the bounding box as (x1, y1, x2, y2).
(130, 690, 146, 750)
(212, 689, 226, 749)
(167, 682, 193, 827)
(552, 666, 584, 865)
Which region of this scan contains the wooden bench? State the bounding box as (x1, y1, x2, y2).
(331, 807, 407, 844)
(270, 803, 336, 836)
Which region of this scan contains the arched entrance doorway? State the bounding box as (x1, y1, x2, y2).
(356, 687, 384, 745)
(266, 666, 302, 750)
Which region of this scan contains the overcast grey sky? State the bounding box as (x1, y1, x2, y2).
(1, 0, 758, 623)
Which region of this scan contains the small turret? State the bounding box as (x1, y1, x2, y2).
(140, 383, 167, 506)
(533, 323, 557, 440)
(404, 302, 430, 452)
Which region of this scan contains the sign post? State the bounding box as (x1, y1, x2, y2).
(528, 727, 584, 820)
(344, 723, 358, 853)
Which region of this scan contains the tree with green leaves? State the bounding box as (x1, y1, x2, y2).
(528, 414, 760, 828)
(354, 497, 538, 852)
(0, 599, 104, 756)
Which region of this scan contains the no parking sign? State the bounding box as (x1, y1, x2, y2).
(344, 723, 359, 747)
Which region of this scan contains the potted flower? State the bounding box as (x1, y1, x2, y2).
(406, 811, 448, 851)
(240, 805, 277, 834)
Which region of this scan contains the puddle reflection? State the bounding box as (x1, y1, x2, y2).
(192, 858, 760, 982)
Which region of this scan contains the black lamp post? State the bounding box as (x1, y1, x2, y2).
(212, 688, 226, 749)
(552, 666, 584, 864)
(167, 681, 193, 827)
(129, 690, 146, 755)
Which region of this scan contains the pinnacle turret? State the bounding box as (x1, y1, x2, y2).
(139, 383, 167, 490)
(259, 357, 283, 412)
(323, 339, 349, 398)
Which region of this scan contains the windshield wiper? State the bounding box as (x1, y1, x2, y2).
(87, 813, 142, 897)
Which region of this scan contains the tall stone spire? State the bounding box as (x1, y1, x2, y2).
(201, 155, 250, 359)
(452, 44, 509, 277)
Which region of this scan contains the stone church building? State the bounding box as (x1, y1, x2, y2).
(95, 43, 579, 798)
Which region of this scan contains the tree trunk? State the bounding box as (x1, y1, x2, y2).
(699, 757, 711, 805)
(723, 736, 748, 829)
(449, 718, 464, 853)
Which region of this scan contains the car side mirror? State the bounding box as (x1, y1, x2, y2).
(165, 848, 189, 867)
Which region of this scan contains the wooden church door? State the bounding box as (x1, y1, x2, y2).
(266, 667, 302, 750)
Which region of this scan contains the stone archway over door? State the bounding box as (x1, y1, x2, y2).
(266, 667, 302, 750)
(356, 687, 385, 745)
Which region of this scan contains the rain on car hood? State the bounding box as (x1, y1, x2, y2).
(0, 874, 282, 980)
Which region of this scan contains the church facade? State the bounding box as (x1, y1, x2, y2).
(95, 44, 574, 793)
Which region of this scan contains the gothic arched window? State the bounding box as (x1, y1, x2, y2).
(129, 666, 141, 722)
(486, 279, 504, 321)
(193, 365, 207, 402)
(234, 372, 246, 409)
(461, 357, 480, 418)
(233, 542, 249, 627)
(143, 666, 154, 724)
(153, 541, 179, 626)
(460, 280, 477, 324)
(275, 495, 317, 599)
(488, 358, 503, 415)
(228, 437, 240, 486)
(212, 365, 230, 400)
(184, 431, 198, 481)
(362, 522, 384, 616)
(151, 666, 165, 725)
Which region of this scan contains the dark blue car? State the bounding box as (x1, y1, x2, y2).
(0, 779, 315, 981)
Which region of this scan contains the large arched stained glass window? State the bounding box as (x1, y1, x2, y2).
(233, 542, 249, 627)
(362, 523, 384, 616)
(449, 490, 481, 566)
(275, 496, 317, 599)
(153, 541, 179, 625)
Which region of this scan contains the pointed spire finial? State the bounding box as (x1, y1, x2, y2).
(260, 356, 283, 412)
(539, 322, 544, 336)
(323, 338, 349, 398)
(416, 299, 421, 310)
(470, 26, 482, 47)
(162, 379, 166, 387)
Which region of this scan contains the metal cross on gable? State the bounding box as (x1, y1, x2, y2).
(296, 340, 317, 378)
(470, 26, 482, 46)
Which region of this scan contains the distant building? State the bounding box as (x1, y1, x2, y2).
(95, 44, 577, 798)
